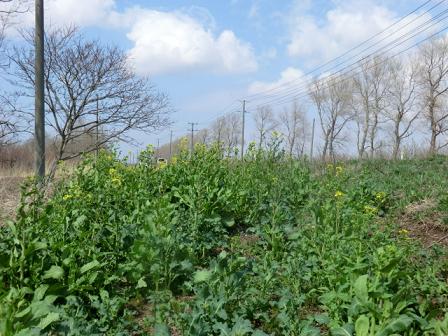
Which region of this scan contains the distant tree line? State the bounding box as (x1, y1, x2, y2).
(159, 36, 448, 161)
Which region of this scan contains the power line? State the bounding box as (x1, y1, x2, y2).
(244, 0, 441, 101)
(251, 12, 448, 108)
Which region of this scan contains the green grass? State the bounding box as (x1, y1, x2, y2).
(0, 144, 447, 335)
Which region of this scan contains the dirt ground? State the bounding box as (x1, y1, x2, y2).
(0, 176, 24, 225)
(398, 198, 448, 248)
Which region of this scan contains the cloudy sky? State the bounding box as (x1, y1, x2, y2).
(9, 0, 444, 149)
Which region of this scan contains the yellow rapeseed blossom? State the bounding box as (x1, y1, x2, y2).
(63, 194, 72, 201)
(170, 156, 178, 164)
(398, 229, 409, 235)
(109, 167, 122, 187)
(334, 191, 344, 198)
(335, 166, 343, 176)
(375, 191, 386, 201)
(364, 205, 378, 215)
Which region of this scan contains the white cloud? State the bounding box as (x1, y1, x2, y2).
(9, 1, 257, 76)
(286, 0, 434, 67)
(125, 10, 258, 75)
(11, 0, 115, 30)
(248, 67, 306, 95)
(46, 0, 115, 27)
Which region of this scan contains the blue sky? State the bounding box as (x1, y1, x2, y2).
(10, 0, 441, 151)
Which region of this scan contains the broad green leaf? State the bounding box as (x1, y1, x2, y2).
(355, 315, 370, 336)
(43, 266, 64, 280)
(80, 260, 100, 274)
(377, 315, 414, 336)
(33, 284, 49, 302)
(38, 312, 60, 330)
(193, 269, 212, 283)
(136, 278, 147, 289)
(331, 324, 354, 336)
(354, 275, 369, 303)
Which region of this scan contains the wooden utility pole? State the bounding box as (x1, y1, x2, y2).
(169, 130, 173, 159)
(96, 96, 99, 157)
(188, 122, 198, 156)
(241, 100, 247, 159)
(310, 118, 315, 160)
(35, 0, 45, 179)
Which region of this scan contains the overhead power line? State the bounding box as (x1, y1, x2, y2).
(251, 10, 448, 107)
(245, 0, 444, 101)
(260, 24, 448, 108)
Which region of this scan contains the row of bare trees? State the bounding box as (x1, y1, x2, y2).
(310, 36, 448, 160)
(160, 36, 448, 161)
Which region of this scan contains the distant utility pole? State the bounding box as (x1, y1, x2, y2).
(169, 130, 173, 159)
(188, 122, 198, 156)
(241, 100, 248, 159)
(35, 0, 45, 180)
(156, 138, 160, 158)
(310, 118, 315, 160)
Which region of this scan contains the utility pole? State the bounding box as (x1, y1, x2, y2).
(188, 122, 198, 156)
(96, 96, 99, 157)
(241, 100, 247, 159)
(156, 138, 160, 158)
(169, 130, 173, 159)
(310, 118, 315, 160)
(35, 0, 45, 180)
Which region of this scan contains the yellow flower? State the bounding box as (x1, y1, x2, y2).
(63, 194, 72, 201)
(170, 156, 178, 164)
(334, 191, 344, 198)
(364, 205, 378, 215)
(375, 192, 386, 201)
(335, 166, 343, 176)
(398, 229, 409, 235)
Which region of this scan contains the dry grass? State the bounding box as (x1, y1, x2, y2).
(0, 176, 26, 225)
(398, 198, 448, 247)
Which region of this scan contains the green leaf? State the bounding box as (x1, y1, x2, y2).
(136, 278, 147, 289)
(80, 260, 100, 274)
(43, 266, 64, 280)
(355, 315, 370, 336)
(33, 284, 49, 302)
(154, 323, 170, 336)
(354, 274, 369, 303)
(377, 315, 414, 336)
(331, 324, 354, 336)
(193, 269, 212, 283)
(314, 313, 330, 325)
(38, 312, 60, 330)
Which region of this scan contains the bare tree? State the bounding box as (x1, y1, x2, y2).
(352, 56, 390, 158)
(0, 111, 17, 146)
(309, 76, 353, 161)
(211, 116, 226, 144)
(417, 36, 448, 154)
(385, 57, 419, 159)
(10, 26, 170, 167)
(279, 100, 307, 157)
(222, 112, 241, 155)
(253, 105, 277, 150)
(0, 0, 29, 63)
(195, 128, 210, 144)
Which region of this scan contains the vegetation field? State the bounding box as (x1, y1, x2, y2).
(1, 144, 448, 335)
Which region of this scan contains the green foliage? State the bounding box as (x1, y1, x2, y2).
(0, 147, 447, 335)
